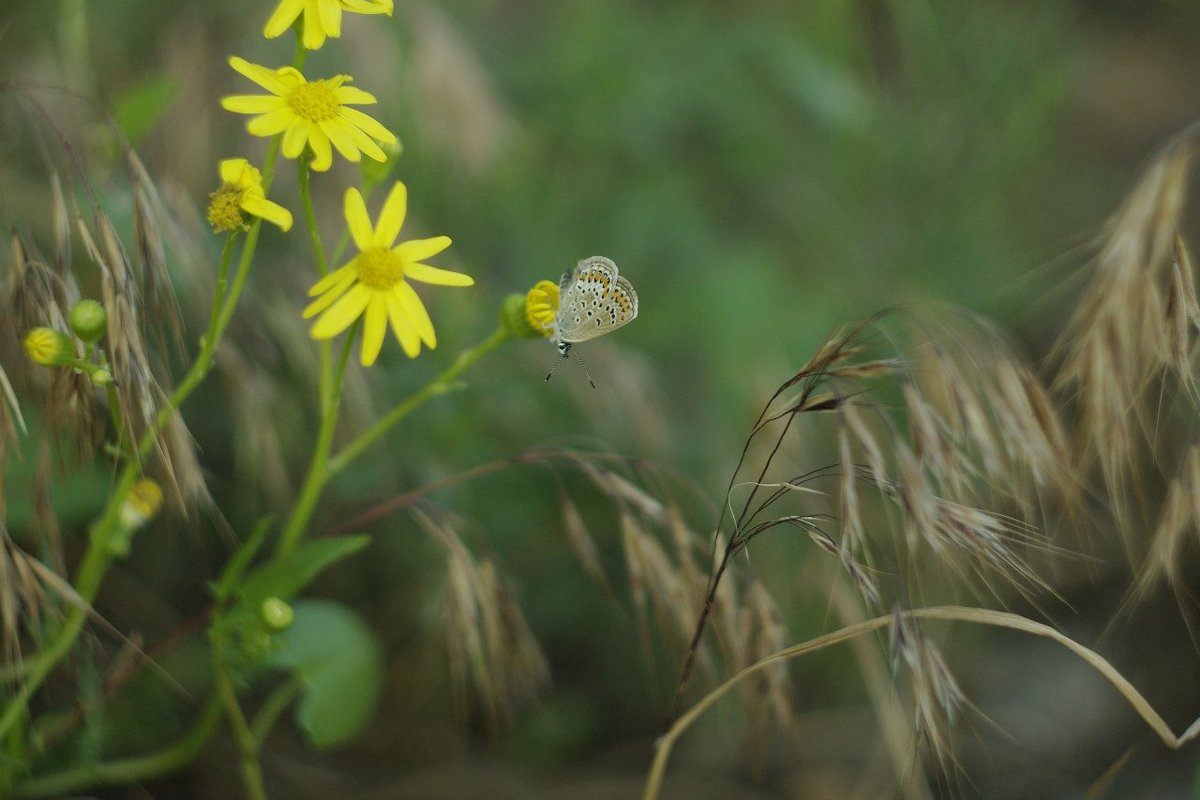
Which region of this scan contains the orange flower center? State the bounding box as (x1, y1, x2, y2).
(357, 247, 404, 290)
(288, 80, 340, 122)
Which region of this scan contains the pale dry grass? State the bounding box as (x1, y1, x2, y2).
(645, 126, 1200, 796)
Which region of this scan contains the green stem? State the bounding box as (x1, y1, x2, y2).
(213, 647, 268, 800)
(328, 325, 513, 476)
(250, 676, 303, 746)
(297, 158, 327, 278)
(12, 695, 223, 799)
(203, 233, 239, 357)
(278, 325, 513, 553)
(276, 328, 356, 556)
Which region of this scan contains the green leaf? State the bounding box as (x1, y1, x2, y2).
(235, 535, 370, 610)
(210, 517, 273, 603)
(111, 75, 177, 146)
(268, 600, 383, 748)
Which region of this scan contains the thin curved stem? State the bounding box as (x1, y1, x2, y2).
(12, 694, 223, 799)
(643, 605, 1200, 800)
(328, 325, 513, 475)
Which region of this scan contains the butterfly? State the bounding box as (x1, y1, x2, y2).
(545, 256, 639, 387)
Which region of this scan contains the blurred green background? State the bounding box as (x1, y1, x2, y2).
(4, 0, 1200, 797)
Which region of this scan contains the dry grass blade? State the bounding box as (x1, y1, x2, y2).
(1130, 444, 1200, 600)
(560, 494, 609, 590)
(1052, 130, 1196, 534)
(643, 606, 1200, 800)
(0, 363, 26, 438)
(1167, 235, 1200, 397)
(419, 509, 549, 731)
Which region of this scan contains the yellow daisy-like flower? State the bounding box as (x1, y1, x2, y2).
(265, 0, 394, 51)
(524, 280, 559, 338)
(220, 57, 396, 172)
(303, 182, 473, 366)
(207, 158, 293, 233)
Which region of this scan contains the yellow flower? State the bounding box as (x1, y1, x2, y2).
(207, 158, 293, 232)
(265, 0, 394, 51)
(220, 57, 396, 173)
(304, 182, 473, 366)
(524, 280, 559, 337)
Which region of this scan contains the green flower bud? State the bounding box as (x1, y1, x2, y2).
(260, 597, 295, 632)
(91, 368, 114, 386)
(69, 299, 107, 343)
(360, 139, 403, 188)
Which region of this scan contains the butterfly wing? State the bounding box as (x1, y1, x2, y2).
(556, 256, 639, 343)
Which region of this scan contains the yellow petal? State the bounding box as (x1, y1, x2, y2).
(360, 294, 388, 366)
(246, 108, 296, 137)
(386, 292, 421, 357)
(264, 0, 305, 37)
(228, 57, 292, 96)
(311, 283, 371, 338)
(395, 236, 451, 263)
(333, 86, 377, 106)
(343, 0, 392, 14)
(373, 182, 407, 248)
(303, 274, 357, 318)
(307, 127, 334, 171)
(301, 2, 330, 49)
(317, 0, 343, 37)
(308, 260, 358, 297)
(343, 188, 374, 252)
(319, 118, 360, 161)
(281, 120, 310, 158)
(219, 158, 250, 184)
(396, 282, 436, 348)
(404, 262, 473, 287)
(332, 117, 387, 162)
(338, 106, 396, 143)
(240, 196, 293, 232)
(221, 95, 286, 115)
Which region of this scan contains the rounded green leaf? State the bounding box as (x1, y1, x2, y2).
(268, 599, 383, 748)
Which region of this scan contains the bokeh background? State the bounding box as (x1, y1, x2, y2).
(3, 1, 1200, 797)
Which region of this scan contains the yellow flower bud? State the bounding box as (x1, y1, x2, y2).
(24, 327, 76, 367)
(119, 479, 164, 531)
(503, 281, 559, 340)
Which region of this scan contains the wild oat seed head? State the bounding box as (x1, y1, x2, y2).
(207, 158, 292, 233)
(23, 328, 75, 367)
(264, 0, 394, 51)
(303, 182, 472, 365)
(221, 58, 397, 172)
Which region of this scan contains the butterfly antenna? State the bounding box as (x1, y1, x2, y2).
(545, 351, 568, 383)
(572, 351, 596, 389)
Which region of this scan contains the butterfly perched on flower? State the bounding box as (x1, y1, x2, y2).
(536, 256, 638, 387)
